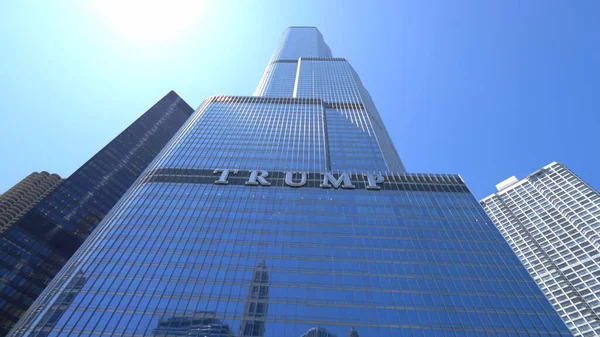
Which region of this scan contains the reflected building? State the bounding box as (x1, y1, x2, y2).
(22, 268, 86, 337)
(8, 27, 572, 337)
(238, 260, 269, 337)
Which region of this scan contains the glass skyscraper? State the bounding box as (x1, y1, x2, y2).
(0, 91, 193, 335)
(481, 162, 600, 337)
(8, 27, 571, 337)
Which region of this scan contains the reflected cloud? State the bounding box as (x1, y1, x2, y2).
(153, 311, 234, 337)
(300, 326, 360, 337)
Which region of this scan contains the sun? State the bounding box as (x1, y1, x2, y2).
(90, 0, 206, 43)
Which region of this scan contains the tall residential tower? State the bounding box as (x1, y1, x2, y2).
(9, 27, 570, 337)
(0, 172, 63, 233)
(481, 162, 600, 337)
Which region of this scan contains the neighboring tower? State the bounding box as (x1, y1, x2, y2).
(8, 27, 571, 337)
(238, 260, 269, 337)
(0, 91, 193, 335)
(481, 162, 600, 337)
(0, 172, 62, 233)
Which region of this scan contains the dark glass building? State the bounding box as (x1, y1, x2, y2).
(0, 91, 193, 335)
(8, 27, 570, 336)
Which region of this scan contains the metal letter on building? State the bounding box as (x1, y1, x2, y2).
(245, 170, 271, 186)
(320, 172, 355, 189)
(214, 169, 238, 184)
(284, 171, 307, 187)
(364, 173, 384, 190)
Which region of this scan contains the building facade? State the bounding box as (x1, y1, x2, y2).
(481, 162, 600, 337)
(8, 27, 570, 337)
(0, 172, 63, 234)
(0, 91, 193, 335)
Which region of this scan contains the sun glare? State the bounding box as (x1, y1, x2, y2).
(90, 0, 206, 43)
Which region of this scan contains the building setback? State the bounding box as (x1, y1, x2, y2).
(481, 162, 600, 337)
(0, 91, 193, 335)
(8, 27, 570, 336)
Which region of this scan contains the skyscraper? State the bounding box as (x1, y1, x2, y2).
(0, 91, 193, 335)
(8, 27, 571, 336)
(481, 162, 600, 337)
(0, 172, 63, 234)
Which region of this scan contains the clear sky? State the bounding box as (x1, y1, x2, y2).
(1, 0, 598, 200)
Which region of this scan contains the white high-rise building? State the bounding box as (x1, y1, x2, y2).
(481, 162, 600, 337)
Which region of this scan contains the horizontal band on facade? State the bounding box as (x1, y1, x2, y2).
(271, 58, 347, 65)
(300, 57, 346, 62)
(208, 95, 323, 105)
(139, 169, 469, 193)
(271, 59, 299, 64)
(323, 102, 366, 110)
(206, 95, 366, 110)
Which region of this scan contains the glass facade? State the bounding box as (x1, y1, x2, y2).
(254, 26, 332, 98)
(254, 62, 299, 98)
(255, 27, 403, 173)
(481, 162, 600, 337)
(8, 27, 571, 337)
(0, 91, 193, 336)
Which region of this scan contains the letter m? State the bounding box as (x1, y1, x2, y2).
(320, 172, 355, 189)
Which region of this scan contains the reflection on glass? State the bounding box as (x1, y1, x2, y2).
(152, 311, 234, 337)
(33, 269, 87, 337)
(300, 326, 358, 337)
(238, 260, 269, 337)
(300, 327, 337, 337)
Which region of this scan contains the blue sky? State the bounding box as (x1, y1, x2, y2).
(1, 0, 598, 199)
